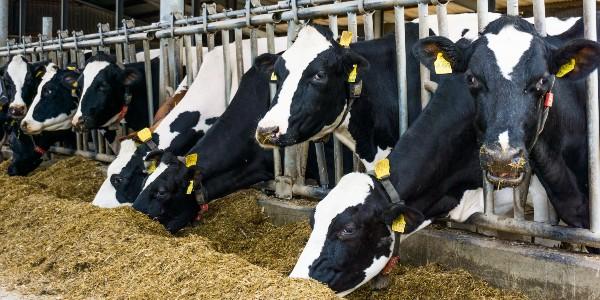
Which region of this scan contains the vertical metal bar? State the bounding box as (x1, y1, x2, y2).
(194, 33, 203, 78)
(436, 2, 449, 38)
(184, 34, 194, 87)
(506, 0, 518, 16)
(75, 131, 82, 151)
(513, 172, 531, 221)
(18, 0, 26, 39)
(329, 13, 343, 184)
(250, 28, 258, 64)
(584, 0, 600, 233)
(483, 171, 495, 215)
(160, 39, 169, 104)
(532, 0, 546, 37)
(97, 131, 105, 154)
(115, 0, 123, 29)
(284, 20, 299, 182)
(417, 1, 430, 108)
(207, 33, 215, 50)
(115, 43, 124, 67)
(395, 6, 408, 135)
(364, 12, 375, 41)
(266, 23, 281, 177)
(222, 29, 232, 105)
(0, 0, 8, 47)
(373, 10, 382, 38)
(128, 44, 137, 63)
(347, 12, 358, 41)
(143, 39, 155, 125)
(167, 38, 179, 92)
(60, 0, 68, 30)
(234, 28, 244, 84)
(314, 142, 329, 188)
(477, 0, 489, 33)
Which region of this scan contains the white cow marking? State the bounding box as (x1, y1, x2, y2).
(6, 55, 29, 108)
(142, 162, 168, 190)
(72, 61, 111, 126)
(485, 26, 534, 81)
(92, 140, 137, 208)
(362, 147, 393, 172)
(290, 173, 374, 279)
(257, 26, 332, 135)
(498, 130, 510, 152)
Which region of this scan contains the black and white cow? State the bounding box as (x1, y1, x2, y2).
(92, 37, 288, 208)
(0, 55, 49, 118)
(291, 16, 600, 296)
(71, 52, 159, 131)
(131, 59, 353, 233)
(20, 63, 79, 134)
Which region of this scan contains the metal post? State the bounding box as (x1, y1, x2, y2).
(160, 0, 184, 104)
(266, 23, 281, 178)
(222, 29, 232, 105)
(284, 20, 299, 188)
(584, 0, 600, 233)
(483, 172, 495, 215)
(60, 0, 68, 30)
(194, 33, 203, 78)
(329, 12, 343, 184)
(532, 0, 546, 37)
(184, 34, 194, 87)
(347, 12, 358, 41)
(417, 0, 430, 108)
(250, 28, 258, 64)
(207, 33, 215, 50)
(115, 0, 124, 29)
(18, 0, 26, 39)
(314, 142, 329, 188)
(115, 43, 124, 67)
(477, 0, 488, 33)
(234, 28, 244, 84)
(0, 0, 8, 47)
(364, 12, 375, 41)
(506, 0, 518, 16)
(435, 2, 448, 38)
(373, 10, 382, 38)
(143, 39, 155, 124)
(395, 6, 408, 135)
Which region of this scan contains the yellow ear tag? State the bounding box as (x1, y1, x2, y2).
(374, 158, 391, 180)
(185, 153, 198, 168)
(66, 66, 76, 71)
(556, 58, 576, 78)
(270, 72, 277, 81)
(434, 52, 452, 75)
(35, 70, 44, 78)
(347, 64, 358, 83)
(186, 180, 194, 195)
(137, 128, 152, 143)
(147, 160, 157, 174)
(339, 31, 353, 48)
(72, 81, 78, 88)
(391, 214, 406, 233)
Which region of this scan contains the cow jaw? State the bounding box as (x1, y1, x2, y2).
(256, 26, 332, 146)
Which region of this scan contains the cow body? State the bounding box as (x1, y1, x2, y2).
(92, 37, 288, 208)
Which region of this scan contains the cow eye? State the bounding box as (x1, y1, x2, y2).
(339, 223, 357, 239)
(535, 77, 548, 92)
(466, 73, 479, 89)
(312, 71, 327, 82)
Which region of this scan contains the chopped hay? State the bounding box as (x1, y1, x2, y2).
(0, 157, 526, 299)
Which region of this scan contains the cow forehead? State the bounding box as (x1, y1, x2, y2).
(281, 26, 332, 70)
(483, 25, 534, 81)
(291, 173, 374, 278)
(6, 55, 28, 86)
(81, 61, 111, 98)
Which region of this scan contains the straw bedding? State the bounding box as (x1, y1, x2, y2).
(0, 157, 525, 299)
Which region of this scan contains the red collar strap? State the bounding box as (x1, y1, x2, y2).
(194, 203, 209, 222)
(117, 105, 128, 122)
(34, 146, 47, 155)
(381, 256, 399, 275)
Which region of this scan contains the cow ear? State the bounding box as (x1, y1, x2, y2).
(339, 49, 370, 75)
(381, 204, 425, 234)
(413, 36, 466, 74)
(122, 67, 142, 87)
(550, 39, 600, 80)
(61, 73, 79, 90)
(145, 149, 165, 162)
(254, 53, 278, 75)
(31, 62, 47, 79)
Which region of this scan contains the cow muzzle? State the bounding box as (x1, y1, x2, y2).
(480, 145, 527, 187)
(255, 126, 280, 147)
(20, 120, 42, 135)
(8, 105, 26, 119)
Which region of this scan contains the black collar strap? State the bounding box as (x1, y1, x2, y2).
(368, 158, 405, 257)
(136, 128, 158, 151)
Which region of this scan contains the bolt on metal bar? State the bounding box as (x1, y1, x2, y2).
(584, 0, 600, 233)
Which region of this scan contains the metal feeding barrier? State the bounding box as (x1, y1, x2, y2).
(0, 0, 599, 249)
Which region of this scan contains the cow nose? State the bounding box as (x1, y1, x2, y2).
(255, 126, 280, 145)
(20, 120, 28, 131)
(480, 145, 526, 175)
(9, 106, 26, 118)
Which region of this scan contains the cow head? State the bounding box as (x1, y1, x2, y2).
(0, 55, 48, 119)
(72, 53, 141, 131)
(21, 64, 80, 134)
(132, 150, 200, 234)
(254, 25, 368, 147)
(414, 16, 600, 187)
(291, 173, 425, 296)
